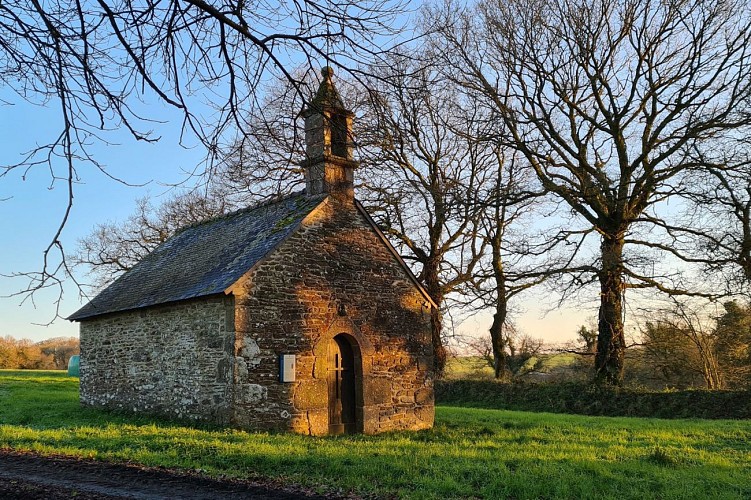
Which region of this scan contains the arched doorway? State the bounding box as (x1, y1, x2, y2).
(328, 334, 358, 434)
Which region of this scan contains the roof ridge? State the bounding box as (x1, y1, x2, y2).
(174, 189, 309, 235)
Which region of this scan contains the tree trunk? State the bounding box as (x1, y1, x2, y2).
(595, 235, 626, 385)
(489, 304, 511, 381)
(424, 260, 447, 376)
(431, 306, 446, 377)
(489, 238, 510, 380)
(741, 216, 751, 284)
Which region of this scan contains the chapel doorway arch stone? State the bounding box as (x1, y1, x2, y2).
(312, 316, 375, 434)
(328, 333, 358, 434)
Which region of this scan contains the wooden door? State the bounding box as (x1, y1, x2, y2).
(328, 335, 356, 434)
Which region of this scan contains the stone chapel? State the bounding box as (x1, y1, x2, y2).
(69, 68, 436, 435)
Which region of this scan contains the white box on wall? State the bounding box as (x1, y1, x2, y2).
(279, 354, 296, 382)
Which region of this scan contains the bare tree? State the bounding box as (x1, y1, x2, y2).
(463, 148, 561, 379)
(435, 0, 751, 384)
(466, 325, 546, 379)
(359, 54, 488, 375)
(1, 0, 406, 307)
(640, 301, 724, 390)
(75, 190, 233, 290)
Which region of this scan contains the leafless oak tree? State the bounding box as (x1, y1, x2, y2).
(465, 324, 546, 380)
(434, 0, 751, 384)
(359, 55, 489, 375)
(461, 147, 561, 379)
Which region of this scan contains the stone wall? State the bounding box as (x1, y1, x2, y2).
(79, 296, 235, 424)
(231, 196, 434, 434)
(78, 195, 434, 434)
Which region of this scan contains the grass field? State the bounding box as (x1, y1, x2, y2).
(444, 354, 581, 380)
(2, 370, 751, 499)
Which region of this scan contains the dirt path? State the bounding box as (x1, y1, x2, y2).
(0, 450, 336, 499)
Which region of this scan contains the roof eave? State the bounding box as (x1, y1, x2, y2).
(68, 292, 230, 322)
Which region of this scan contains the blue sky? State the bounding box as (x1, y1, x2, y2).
(0, 89, 209, 340)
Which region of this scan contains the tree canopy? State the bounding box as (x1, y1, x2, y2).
(434, 0, 751, 383)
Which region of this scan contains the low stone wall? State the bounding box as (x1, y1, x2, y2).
(79, 296, 235, 424)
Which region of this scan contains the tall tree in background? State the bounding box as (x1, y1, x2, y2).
(464, 149, 557, 379)
(466, 325, 546, 380)
(474, 153, 531, 380)
(714, 300, 751, 388)
(1, 0, 406, 303)
(359, 56, 489, 375)
(436, 0, 751, 384)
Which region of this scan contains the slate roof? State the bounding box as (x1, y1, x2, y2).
(69, 191, 325, 321)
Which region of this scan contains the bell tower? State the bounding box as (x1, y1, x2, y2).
(302, 67, 358, 199)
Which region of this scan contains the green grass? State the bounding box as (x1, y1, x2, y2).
(2, 370, 751, 498)
(445, 356, 496, 379)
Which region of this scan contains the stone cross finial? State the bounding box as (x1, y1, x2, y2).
(302, 67, 358, 199)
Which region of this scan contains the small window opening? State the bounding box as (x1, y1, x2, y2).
(331, 114, 348, 157)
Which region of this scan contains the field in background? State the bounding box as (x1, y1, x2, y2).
(1, 370, 750, 499)
(444, 354, 581, 381)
